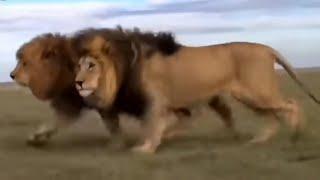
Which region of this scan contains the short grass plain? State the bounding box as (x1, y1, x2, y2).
(0, 70, 320, 180)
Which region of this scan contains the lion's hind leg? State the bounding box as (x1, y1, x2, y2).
(231, 83, 304, 143)
(278, 99, 304, 142)
(253, 99, 304, 143)
(230, 84, 290, 144)
(208, 96, 239, 138)
(248, 111, 281, 144)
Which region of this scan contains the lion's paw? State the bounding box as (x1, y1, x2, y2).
(246, 135, 271, 145)
(26, 133, 51, 147)
(131, 142, 156, 154)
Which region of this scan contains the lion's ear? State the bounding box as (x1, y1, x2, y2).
(102, 42, 111, 55)
(130, 41, 139, 67)
(91, 36, 111, 55)
(42, 46, 59, 59)
(139, 42, 154, 59)
(41, 38, 65, 60)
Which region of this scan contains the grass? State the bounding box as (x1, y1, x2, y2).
(0, 71, 320, 180)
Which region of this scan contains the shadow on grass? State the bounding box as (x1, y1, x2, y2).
(159, 132, 253, 152)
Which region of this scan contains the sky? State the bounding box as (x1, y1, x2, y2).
(0, 0, 320, 82)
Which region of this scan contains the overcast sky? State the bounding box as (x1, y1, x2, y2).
(1, 0, 320, 82)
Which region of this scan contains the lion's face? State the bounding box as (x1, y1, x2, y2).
(10, 58, 30, 87)
(10, 34, 73, 100)
(74, 35, 122, 108)
(75, 56, 102, 97)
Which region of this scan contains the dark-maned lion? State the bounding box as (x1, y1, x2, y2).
(10, 27, 234, 146)
(74, 27, 319, 153)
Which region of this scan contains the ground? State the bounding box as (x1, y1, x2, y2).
(0, 71, 320, 180)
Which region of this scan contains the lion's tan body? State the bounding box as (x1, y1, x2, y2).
(144, 43, 278, 108)
(75, 29, 319, 154)
(137, 41, 320, 153)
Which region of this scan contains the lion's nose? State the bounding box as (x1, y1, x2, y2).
(10, 72, 15, 80)
(76, 81, 83, 87)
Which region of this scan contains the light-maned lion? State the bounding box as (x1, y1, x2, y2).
(10, 31, 117, 146)
(75, 27, 319, 154)
(10, 27, 233, 146)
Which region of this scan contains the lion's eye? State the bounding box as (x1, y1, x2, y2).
(88, 62, 95, 70)
(22, 61, 27, 66)
(74, 64, 80, 72)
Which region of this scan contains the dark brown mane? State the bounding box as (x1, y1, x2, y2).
(72, 25, 181, 58)
(71, 27, 132, 57)
(117, 25, 181, 57)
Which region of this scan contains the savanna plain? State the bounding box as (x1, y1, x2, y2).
(0, 69, 320, 180)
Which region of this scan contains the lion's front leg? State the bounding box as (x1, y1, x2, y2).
(27, 124, 56, 146)
(27, 99, 83, 147)
(163, 108, 193, 140)
(131, 109, 178, 154)
(98, 110, 120, 136)
(27, 112, 79, 146)
(97, 110, 129, 149)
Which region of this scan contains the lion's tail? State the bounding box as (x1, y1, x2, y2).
(272, 49, 320, 105)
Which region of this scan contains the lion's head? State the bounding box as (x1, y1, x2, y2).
(10, 33, 75, 100)
(74, 35, 130, 108)
(75, 55, 119, 108)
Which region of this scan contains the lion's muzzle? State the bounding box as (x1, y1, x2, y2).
(75, 81, 94, 97)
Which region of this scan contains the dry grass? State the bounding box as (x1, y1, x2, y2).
(0, 71, 320, 180)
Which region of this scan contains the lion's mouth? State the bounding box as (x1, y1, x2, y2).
(78, 89, 94, 97)
(75, 84, 95, 97)
(14, 80, 28, 87)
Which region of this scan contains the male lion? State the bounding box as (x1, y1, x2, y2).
(10, 27, 233, 146)
(10, 32, 111, 146)
(74, 27, 319, 154)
